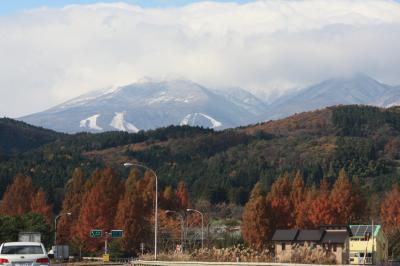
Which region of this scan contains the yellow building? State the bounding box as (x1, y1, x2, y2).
(349, 225, 388, 264)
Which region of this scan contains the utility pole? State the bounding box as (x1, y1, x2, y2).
(372, 219, 374, 265)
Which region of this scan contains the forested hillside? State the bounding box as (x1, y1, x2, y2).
(1, 105, 400, 212)
(0, 118, 61, 157)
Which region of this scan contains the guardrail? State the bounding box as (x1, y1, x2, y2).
(131, 261, 343, 266)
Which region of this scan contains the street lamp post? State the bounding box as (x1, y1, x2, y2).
(186, 208, 204, 249)
(54, 212, 71, 247)
(123, 162, 158, 260)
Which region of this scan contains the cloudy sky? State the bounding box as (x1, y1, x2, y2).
(1, 0, 400, 118)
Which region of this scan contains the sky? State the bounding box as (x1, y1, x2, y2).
(1, 0, 400, 117)
(0, 0, 253, 15)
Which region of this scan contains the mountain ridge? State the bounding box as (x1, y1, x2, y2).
(19, 75, 400, 134)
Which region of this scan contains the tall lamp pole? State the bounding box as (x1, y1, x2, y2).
(124, 162, 158, 260)
(165, 210, 185, 252)
(54, 212, 71, 247)
(186, 208, 204, 249)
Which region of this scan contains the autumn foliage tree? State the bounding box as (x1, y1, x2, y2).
(30, 189, 53, 224)
(0, 174, 36, 216)
(307, 178, 334, 226)
(176, 181, 190, 210)
(330, 169, 362, 224)
(57, 168, 86, 245)
(241, 169, 368, 249)
(114, 170, 150, 254)
(381, 184, 400, 233)
(0, 174, 52, 224)
(75, 168, 122, 252)
(267, 173, 293, 229)
(242, 182, 272, 250)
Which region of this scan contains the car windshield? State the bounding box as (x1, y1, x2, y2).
(1, 246, 44, 254)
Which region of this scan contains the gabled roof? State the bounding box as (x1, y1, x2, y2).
(272, 229, 299, 241)
(320, 224, 353, 237)
(321, 231, 349, 244)
(296, 230, 324, 242)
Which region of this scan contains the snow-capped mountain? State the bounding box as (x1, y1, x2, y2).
(213, 86, 268, 116)
(20, 80, 266, 133)
(19, 75, 400, 133)
(266, 74, 399, 120)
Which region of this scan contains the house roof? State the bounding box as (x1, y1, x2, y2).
(272, 229, 299, 241)
(350, 225, 381, 238)
(296, 230, 324, 241)
(321, 231, 349, 244)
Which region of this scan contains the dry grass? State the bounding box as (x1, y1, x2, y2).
(139, 245, 273, 262)
(278, 243, 337, 264)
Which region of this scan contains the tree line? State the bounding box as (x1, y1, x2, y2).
(0, 167, 195, 256)
(241, 169, 400, 258)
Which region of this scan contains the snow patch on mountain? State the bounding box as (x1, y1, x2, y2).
(110, 112, 139, 132)
(180, 113, 222, 128)
(147, 92, 195, 105)
(56, 85, 122, 110)
(79, 114, 103, 131)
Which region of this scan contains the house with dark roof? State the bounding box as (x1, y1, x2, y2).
(272, 225, 352, 264)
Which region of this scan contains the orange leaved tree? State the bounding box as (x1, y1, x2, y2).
(0, 174, 36, 216)
(330, 169, 356, 224)
(75, 168, 122, 252)
(380, 184, 400, 234)
(31, 188, 53, 224)
(308, 178, 334, 226)
(114, 170, 150, 254)
(242, 182, 272, 250)
(267, 173, 293, 229)
(58, 168, 86, 245)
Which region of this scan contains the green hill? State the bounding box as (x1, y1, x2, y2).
(0, 118, 62, 157)
(1, 105, 400, 211)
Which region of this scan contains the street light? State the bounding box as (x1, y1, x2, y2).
(186, 208, 204, 249)
(123, 162, 158, 260)
(54, 212, 71, 247)
(165, 210, 185, 253)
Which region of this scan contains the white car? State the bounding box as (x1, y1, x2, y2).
(0, 242, 50, 266)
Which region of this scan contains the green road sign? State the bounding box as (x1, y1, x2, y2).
(90, 229, 102, 238)
(110, 230, 123, 238)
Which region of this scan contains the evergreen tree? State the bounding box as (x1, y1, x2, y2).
(161, 186, 177, 210)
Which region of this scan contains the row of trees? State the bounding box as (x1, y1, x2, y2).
(241, 169, 400, 256)
(56, 167, 192, 255)
(0, 174, 53, 223)
(0, 167, 194, 256)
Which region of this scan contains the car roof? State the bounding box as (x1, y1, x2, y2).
(2, 242, 42, 246)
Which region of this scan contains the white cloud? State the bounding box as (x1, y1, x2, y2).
(1, 0, 400, 117)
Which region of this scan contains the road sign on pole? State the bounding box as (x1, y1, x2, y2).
(90, 229, 102, 238)
(110, 230, 123, 238)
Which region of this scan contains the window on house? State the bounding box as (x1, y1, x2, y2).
(282, 243, 286, 250)
(333, 244, 337, 252)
